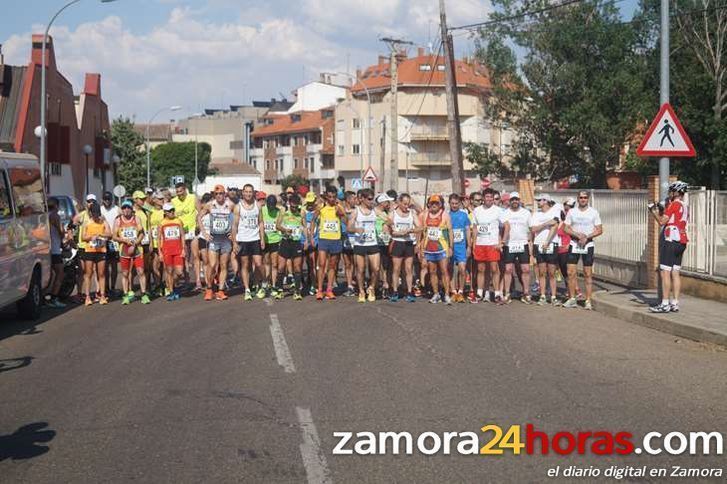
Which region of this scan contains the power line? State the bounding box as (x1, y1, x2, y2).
(450, 0, 588, 31)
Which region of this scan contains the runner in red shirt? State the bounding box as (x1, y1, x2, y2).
(649, 181, 689, 313)
(159, 203, 186, 301)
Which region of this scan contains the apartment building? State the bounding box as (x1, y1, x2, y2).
(335, 48, 518, 194)
(250, 108, 336, 189)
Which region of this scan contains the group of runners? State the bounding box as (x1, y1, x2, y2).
(60, 180, 620, 310)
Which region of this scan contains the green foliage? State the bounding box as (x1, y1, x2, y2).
(110, 117, 147, 191)
(476, 0, 650, 187)
(150, 142, 211, 188)
(280, 174, 309, 191)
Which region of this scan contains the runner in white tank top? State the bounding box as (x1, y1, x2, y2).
(347, 188, 381, 302)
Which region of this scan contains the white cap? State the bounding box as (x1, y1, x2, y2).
(509, 191, 521, 199)
(86, 194, 97, 201)
(162, 202, 175, 211)
(564, 197, 576, 207)
(376, 193, 394, 204)
(536, 193, 553, 202)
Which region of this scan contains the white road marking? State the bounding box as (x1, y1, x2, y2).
(296, 407, 332, 484)
(264, 297, 273, 307)
(269, 314, 296, 373)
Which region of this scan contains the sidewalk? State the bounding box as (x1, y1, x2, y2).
(591, 282, 727, 347)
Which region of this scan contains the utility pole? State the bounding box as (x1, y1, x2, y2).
(658, 0, 669, 200)
(380, 117, 386, 191)
(439, 0, 466, 194)
(381, 37, 413, 192)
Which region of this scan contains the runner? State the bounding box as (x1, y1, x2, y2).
(72, 194, 96, 302)
(501, 192, 533, 304)
(158, 203, 186, 301)
(375, 193, 394, 298)
(148, 191, 166, 295)
(563, 190, 603, 310)
(555, 197, 576, 302)
(46, 197, 66, 308)
(303, 192, 319, 296)
(531, 193, 560, 305)
(261, 194, 283, 296)
(649, 181, 689, 313)
(420, 194, 453, 305)
(448, 194, 471, 303)
(195, 192, 213, 292)
(132, 190, 152, 286)
(387, 193, 420, 302)
(197, 185, 235, 301)
(348, 188, 380, 303)
(341, 191, 357, 297)
(275, 193, 306, 300)
(81, 201, 112, 306)
(100, 191, 120, 297)
(171, 182, 199, 285)
(471, 188, 503, 303)
(113, 200, 150, 305)
(466, 191, 483, 302)
(232, 184, 266, 301)
(313, 185, 346, 300)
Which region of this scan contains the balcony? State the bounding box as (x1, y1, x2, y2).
(293, 167, 310, 179)
(264, 169, 281, 182)
(409, 125, 449, 141)
(409, 152, 451, 166)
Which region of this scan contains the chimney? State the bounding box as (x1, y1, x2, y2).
(378, 55, 386, 66)
(417, 47, 425, 57)
(0, 44, 4, 66)
(355, 68, 362, 81)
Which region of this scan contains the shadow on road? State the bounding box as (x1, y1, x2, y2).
(0, 422, 56, 462)
(0, 357, 34, 374)
(0, 303, 78, 342)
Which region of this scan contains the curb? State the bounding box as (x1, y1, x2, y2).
(591, 292, 727, 348)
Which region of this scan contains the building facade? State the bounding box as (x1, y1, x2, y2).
(335, 48, 518, 195)
(0, 35, 112, 199)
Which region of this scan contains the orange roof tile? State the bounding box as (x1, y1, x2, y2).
(352, 54, 492, 94)
(252, 109, 333, 138)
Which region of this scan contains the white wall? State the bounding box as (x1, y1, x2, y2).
(194, 174, 262, 195)
(48, 165, 75, 197)
(288, 82, 347, 112)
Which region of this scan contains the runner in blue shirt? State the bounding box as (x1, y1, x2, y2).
(448, 193, 471, 303)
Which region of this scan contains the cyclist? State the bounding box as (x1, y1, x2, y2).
(197, 185, 235, 301)
(420, 194, 453, 305)
(275, 193, 306, 300)
(113, 200, 150, 305)
(563, 190, 603, 310)
(649, 181, 689, 313)
(501, 192, 532, 304)
(158, 203, 186, 301)
(387, 193, 420, 302)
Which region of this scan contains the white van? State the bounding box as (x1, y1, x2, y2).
(0, 152, 51, 319)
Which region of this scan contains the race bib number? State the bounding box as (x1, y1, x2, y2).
(395, 223, 411, 233)
(211, 216, 230, 235)
(286, 226, 302, 241)
(360, 230, 376, 243)
(571, 243, 588, 254)
(90, 237, 105, 249)
(322, 220, 339, 234)
(509, 242, 525, 253)
(151, 227, 159, 241)
(164, 226, 181, 240)
(142, 233, 151, 245)
(264, 221, 277, 233)
(379, 232, 392, 245)
(121, 227, 137, 240)
(477, 224, 493, 236)
(427, 227, 441, 241)
(108, 241, 119, 252)
(243, 216, 258, 229)
(453, 228, 465, 243)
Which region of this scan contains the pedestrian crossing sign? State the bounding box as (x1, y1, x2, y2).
(351, 178, 363, 190)
(636, 103, 695, 157)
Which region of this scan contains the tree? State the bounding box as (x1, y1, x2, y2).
(475, 0, 650, 187)
(150, 142, 211, 188)
(280, 174, 309, 191)
(110, 117, 147, 192)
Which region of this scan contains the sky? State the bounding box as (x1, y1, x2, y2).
(1, 0, 639, 121)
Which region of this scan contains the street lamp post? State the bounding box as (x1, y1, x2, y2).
(145, 105, 181, 188)
(83, 144, 93, 196)
(40, 0, 117, 192)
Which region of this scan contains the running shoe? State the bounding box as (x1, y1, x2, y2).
(584, 299, 593, 311)
(47, 298, 67, 308)
(315, 290, 324, 301)
(429, 294, 441, 304)
(358, 294, 366, 303)
(649, 303, 671, 313)
(390, 293, 400, 302)
(309, 286, 317, 296)
(562, 298, 578, 309)
(499, 295, 512, 305)
(669, 303, 680, 313)
(381, 287, 390, 299)
(293, 292, 303, 301)
(216, 290, 228, 301)
(522, 295, 532, 305)
(140, 294, 151, 305)
(121, 295, 131, 305)
(537, 295, 547, 306)
(413, 286, 422, 297)
(244, 290, 253, 301)
(126, 291, 135, 301)
(99, 296, 109, 305)
(325, 290, 336, 300)
(343, 286, 355, 297)
(494, 295, 503, 305)
(274, 290, 284, 300)
(256, 287, 266, 299)
(444, 294, 453, 305)
(84, 297, 93, 307)
(468, 292, 478, 304)
(367, 288, 376, 302)
(204, 289, 214, 301)
(406, 294, 416, 303)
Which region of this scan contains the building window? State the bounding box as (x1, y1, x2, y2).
(338, 145, 344, 156)
(50, 162, 62, 176)
(352, 144, 360, 155)
(419, 64, 432, 71)
(352, 118, 361, 129)
(294, 158, 299, 169)
(437, 65, 445, 71)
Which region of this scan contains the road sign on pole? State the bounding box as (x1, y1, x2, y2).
(351, 178, 363, 190)
(363, 167, 378, 182)
(636, 103, 695, 158)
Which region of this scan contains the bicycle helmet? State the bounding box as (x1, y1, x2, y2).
(668, 181, 688, 193)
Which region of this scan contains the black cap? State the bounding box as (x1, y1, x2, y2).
(102, 191, 113, 201)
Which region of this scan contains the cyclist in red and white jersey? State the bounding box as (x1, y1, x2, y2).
(649, 181, 689, 313)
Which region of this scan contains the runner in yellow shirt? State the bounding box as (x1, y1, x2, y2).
(149, 191, 166, 294)
(171, 182, 199, 284)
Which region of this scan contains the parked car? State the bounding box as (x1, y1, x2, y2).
(51, 194, 79, 229)
(0, 152, 51, 319)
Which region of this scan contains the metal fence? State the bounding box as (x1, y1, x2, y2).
(553, 189, 650, 264)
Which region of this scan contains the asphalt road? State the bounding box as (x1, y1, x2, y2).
(1, 290, 726, 483)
